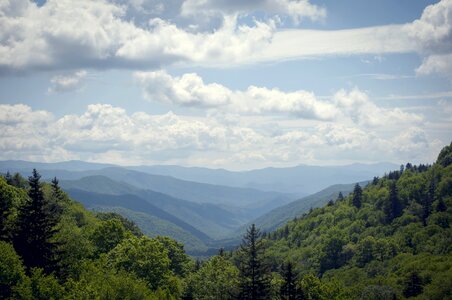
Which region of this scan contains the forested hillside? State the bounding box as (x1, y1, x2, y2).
(1, 143, 451, 299)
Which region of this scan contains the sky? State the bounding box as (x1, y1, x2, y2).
(0, 0, 451, 170)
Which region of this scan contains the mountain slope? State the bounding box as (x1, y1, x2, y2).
(240, 181, 365, 235)
(60, 176, 249, 238)
(261, 147, 452, 299)
(65, 189, 211, 244)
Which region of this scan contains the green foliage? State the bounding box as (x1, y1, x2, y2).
(64, 259, 155, 300)
(0, 170, 188, 299)
(90, 219, 128, 255)
(107, 235, 173, 291)
(437, 141, 452, 167)
(0, 241, 28, 299)
(96, 211, 143, 237)
(237, 224, 272, 299)
(186, 255, 240, 299)
(263, 145, 452, 299)
(352, 183, 362, 209)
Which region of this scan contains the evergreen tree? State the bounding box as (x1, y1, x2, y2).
(337, 191, 344, 201)
(13, 169, 59, 272)
(436, 197, 447, 212)
(238, 224, 271, 300)
(5, 171, 13, 185)
(280, 262, 297, 300)
(51, 177, 64, 201)
(422, 177, 435, 226)
(12, 173, 28, 189)
(352, 184, 362, 209)
(403, 271, 423, 298)
(384, 181, 402, 223)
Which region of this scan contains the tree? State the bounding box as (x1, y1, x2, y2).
(352, 184, 362, 209)
(13, 169, 59, 272)
(0, 241, 29, 299)
(319, 237, 345, 273)
(5, 171, 13, 185)
(188, 255, 240, 300)
(337, 192, 344, 201)
(436, 142, 452, 167)
(384, 181, 402, 223)
(436, 197, 447, 212)
(50, 177, 64, 202)
(421, 177, 436, 226)
(238, 224, 271, 300)
(403, 271, 423, 298)
(107, 236, 172, 291)
(155, 236, 190, 277)
(280, 262, 297, 300)
(0, 177, 16, 241)
(90, 219, 127, 255)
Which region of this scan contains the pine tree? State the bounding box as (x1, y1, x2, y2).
(384, 181, 402, 223)
(13, 169, 59, 272)
(5, 171, 13, 185)
(337, 192, 344, 201)
(51, 177, 64, 201)
(280, 262, 297, 300)
(238, 224, 271, 300)
(352, 184, 362, 209)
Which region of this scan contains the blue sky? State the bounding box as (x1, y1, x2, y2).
(0, 0, 451, 169)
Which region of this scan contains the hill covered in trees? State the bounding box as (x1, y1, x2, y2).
(1, 142, 451, 299)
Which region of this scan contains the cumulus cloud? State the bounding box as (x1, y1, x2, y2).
(136, 71, 422, 125)
(333, 88, 423, 127)
(416, 53, 452, 80)
(0, 0, 277, 72)
(405, 0, 452, 79)
(134, 71, 232, 107)
(48, 70, 87, 93)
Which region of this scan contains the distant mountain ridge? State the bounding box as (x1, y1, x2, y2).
(1, 160, 398, 195)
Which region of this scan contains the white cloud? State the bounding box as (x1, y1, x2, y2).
(405, 0, 452, 79)
(134, 71, 232, 107)
(0, 0, 448, 74)
(181, 0, 326, 24)
(48, 70, 87, 93)
(333, 88, 423, 127)
(136, 71, 422, 125)
(416, 53, 452, 80)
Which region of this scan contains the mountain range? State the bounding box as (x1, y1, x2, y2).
(0, 160, 397, 254)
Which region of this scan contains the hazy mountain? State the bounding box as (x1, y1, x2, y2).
(1, 160, 398, 197)
(1, 164, 294, 214)
(131, 163, 396, 195)
(60, 176, 248, 238)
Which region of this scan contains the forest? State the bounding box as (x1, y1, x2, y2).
(1, 142, 451, 299)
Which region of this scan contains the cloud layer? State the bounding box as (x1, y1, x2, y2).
(0, 0, 450, 78)
(0, 95, 439, 169)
